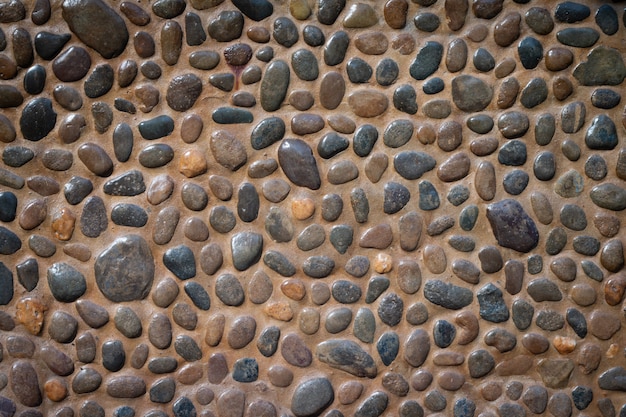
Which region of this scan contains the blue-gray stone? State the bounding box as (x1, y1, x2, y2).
(535, 113, 555, 145)
(113, 123, 133, 162)
(138, 115, 174, 140)
(353, 124, 378, 157)
(212, 107, 253, 124)
(273, 17, 298, 47)
(425, 391, 447, 412)
(499, 404, 525, 417)
(365, 276, 389, 304)
(454, 398, 476, 417)
(599, 367, 626, 391)
(214, 273, 245, 306)
(325, 307, 352, 333)
(148, 357, 178, 374)
(384, 182, 410, 214)
(291, 49, 318, 81)
(393, 84, 417, 114)
(16, 258, 38, 292)
(486, 199, 539, 253)
(3, 146, 34, 168)
(555, 2, 590, 23)
(291, 377, 334, 417)
(394, 151, 436, 180)
(572, 386, 593, 410)
(350, 188, 368, 223)
(278, 138, 321, 190)
(384, 119, 413, 148)
(48, 262, 86, 302)
(111, 203, 148, 227)
(353, 308, 376, 343)
(347, 57, 372, 83)
(498, 140, 526, 166)
(459, 205, 478, 231)
(318, 132, 349, 159)
(251, 117, 285, 150)
(556, 28, 599, 48)
(503, 169, 529, 195)
(149, 378, 175, 403)
(163, 245, 195, 280)
(322, 193, 343, 222)
(377, 332, 399, 366)
(560, 204, 587, 230)
(65, 176, 93, 205)
(448, 185, 470, 206)
(316, 339, 377, 378)
(590, 183, 626, 211)
(23, 65, 46, 95)
(473, 48, 495, 72)
(20, 97, 56, 141)
(172, 396, 195, 417)
(595, 5, 618, 35)
(231, 232, 263, 271)
(0, 191, 17, 222)
(232, 358, 258, 383)
(345, 256, 370, 278)
(410, 41, 443, 80)
(324, 30, 349, 66)
(0, 262, 13, 305)
(477, 283, 509, 323)
(376, 58, 399, 86)
(414, 12, 440, 32)
(591, 89, 621, 109)
(237, 182, 259, 222)
(114, 406, 135, 417)
(520, 77, 548, 108)
(257, 326, 280, 357)
(528, 255, 543, 275)
(183, 281, 210, 311)
(423, 77, 444, 94)
(573, 235, 600, 256)
(175, 335, 202, 361)
(332, 280, 361, 304)
(355, 392, 388, 417)
(232, 0, 273, 21)
(303, 24, 325, 46)
(533, 151, 556, 181)
(302, 256, 335, 278)
(468, 349, 495, 378)
(448, 235, 475, 252)
(424, 280, 473, 310)
(581, 260, 603, 281)
(585, 114, 617, 150)
(263, 250, 295, 277)
(433, 320, 455, 348)
(418, 181, 439, 211)
(102, 340, 125, 372)
(261, 60, 290, 111)
(518, 36, 543, 69)
(330, 224, 353, 254)
(566, 308, 587, 338)
(573, 46, 626, 85)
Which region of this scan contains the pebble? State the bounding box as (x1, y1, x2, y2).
(316, 339, 377, 378)
(560, 204, 587, 231)
(585, 114, 618, 150)
(268, 365, 292, 387)
(291, 378, 334, 417)
(497, 77, 519, 109)
(445, 0, 468, 30)
(52, 45, 91, 82)
(424, 244, 446, 273)
(72, 367, 102, 394)
(494, 12, 520, 47)
(546, 47, 573, 71)
(533, 151, 556, 181)
(410, 41, 443, 80)
(424, 280, 473, 310)
(452, 75, 492, 112)
(557, 27, 600, 48)
(424, 390, 447, 411)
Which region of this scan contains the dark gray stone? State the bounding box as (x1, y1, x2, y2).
(486, 199, 539, 253)
(423, 280, 473, 309)
(409, 41, 443, 80)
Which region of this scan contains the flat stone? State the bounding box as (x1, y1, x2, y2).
(557, 28, 599, 48)
(291, 378, 334, 417)
(424, 280, 473, 309)
(317, 339, 377, 378)
(486, 199, 539, 253)
(410, 41, 443, 80)
(452, 75, 492, 112)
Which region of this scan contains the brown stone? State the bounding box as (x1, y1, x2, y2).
(570, 283, 596, 306)
(496, 355, 533, 376)
(530, 191, 553, 225)
(391, 33, 415, 54)
(319, 72, 345, 110)
(247, 26, 270, 43)
(432, 351, 464, 366)
(445, 0, 468, 30)
(455, 311, 479, 345)
(0, 53, 17, 79)
(475, 161, 496, 201)
(522, 333, 550, 354)
(470, 137, 498, 156)
(360, 224, 393, 249)
(268, 365, 293, 387)
(604, 274, 626, 305)
(601, 239, 625, 273)
(19, 199, 47, 230)
(289, 90, 315, 111)
(594, 212, 620, 237)
(63, 243, 91, 262)
(446, 38, 468, 72)
(348, 90, 388, 118)
(437, 152, 470, 181)
(545, 47, 573, 71)
(210, 130, 247, 171)
(205, 314, 225, 347)
(553, 76, 573, 101)
(588, 310, 621, 340)
(438, 371, 465, 391)
(577, 343, 602, 374)
(364, 152, 388, 183)
(399, 211, 422, 252)
(134, 31, 155, 58)
(134, 83, 160, 112)
(481, 381, 502, 401)
(177, 364, 203, 385)
(208, 353, 229, 384)
(423, 244, 447, 274)
(179, 149, 207, 178)
(384, 0, 408, 29)
(44, 378, 68, 402)
(466, 24, 488, 42)
(493, 12, 520, 47)
(497, 77, 519, 109)
(281, 279, 306, 301)
(338, 381, 364, 405)
(416, 123, 436, 145)
(437, 120, 463, 152)
(327, 114, 355, 134)
(354, 31, 388, 55)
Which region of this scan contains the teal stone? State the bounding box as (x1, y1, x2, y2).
(212, 107, 253, 124)
(459, 205, 478, 231)
(376, 332, 399, 366)
(138, 115, 174, 140)
(409, 41, 443, 80)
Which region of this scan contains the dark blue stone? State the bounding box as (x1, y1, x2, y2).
(410, 41, 443, 80)
(232, 358, 258, 382)
(383, 182, 410, 214)
(377, 332, 399, 366)
(473, 48, 495, 72)
(150, 377, 176, 403)
(433, 319, 456, 348)
(114, 406, 135, 417)
(20, 97, 56, 141)
(263, 250, 295, 277)
(329, 225, 353, 254)
(377, 293, 404, 326)
(556, 28, 599, 48)
(212, 107, 253, 124)
(447, 185, 470, 206)
(0, 262, 13, 305)
(237, 182, 259, 222)
(24, 65, 46, 95)
(172, 396, 195, 417)
(585, 114, 618, 150)
(365, 276, 389, 304)
(353, 124, 378, 157)
(498, 140, 527, 166)
(138, 115, 174, 140)
(555, 2, 590, 23)
(454, 398, 476, 417)
(332, 280, 362, 304)
(0, 191, 17, 222)
(423, 77, 444, 94)
(502, 170, 529, 195)
(459, 205, 478, 231)
(250, 117, 285, 150)
(376, 58, 399, 86)
(394, 151, 436, 180)
(318, 132, 349, 159)
(324, 30, 349, 66)
(257, 326, 280, 357)
(518, 37, 543, 69)
(102, 339, 125, 372)
(184, 281, 210, 311)
(3, 146, 34, 168)
(591, 89, 621, 109)
(163, 245, 196, 280)
(393, 84, 417, 114)
(111, 203, 148, 227)
(303, 25, 325, 46)
(419, 181, 439, 211)
(566, 307, 587, 338)
(595, 5, 618, 35)
(477, 283, 509, 323)
(232, 0, 273, 21)
(346, 57, 372, 83)
(572, 386, 593, 410)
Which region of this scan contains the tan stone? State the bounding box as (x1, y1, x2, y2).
(15, 297, 47, 335)
(177, 364, 203, 385)
(280, 279, 306, 301)
(354, 31, 389, 55)
(205, 314, 225, 347)
(373, 253, 393, 273)
(455, 311, 479, 345)
(423, 244, 447, 274)
(291, 197, 315, 220)
(179, 149, 207, 178)
(264, 302, 293, 321)
(44, 378, 68, 402)
(51, 208, 76, 241)
(289, 0, 311, 20)
(348, 90, 388, 118)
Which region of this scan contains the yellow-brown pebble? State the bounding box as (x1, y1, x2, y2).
(553, 336, 576, 354)
(15, 297, 47, 335)
(281, 279, 306, 301)
(373, 253, 393, 274)
(291, 197, 315, 220)
(179, 149, 207, 178)
(51, 208, 76, 241)
(44, 378, 68, 402)
(264, 301, 294, 321)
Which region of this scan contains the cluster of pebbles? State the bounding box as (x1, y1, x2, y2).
(0, 0, 626, 416)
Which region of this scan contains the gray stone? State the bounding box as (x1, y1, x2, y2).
(317, 339, 377, 378)
(291, 378, 334, 417)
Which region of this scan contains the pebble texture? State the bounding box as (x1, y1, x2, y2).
(0, 1, 624, 416)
